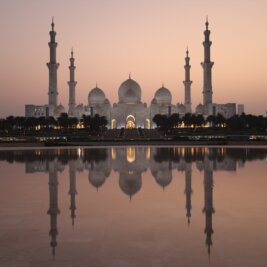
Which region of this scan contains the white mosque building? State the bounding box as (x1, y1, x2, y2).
(25, 19, 243, 128)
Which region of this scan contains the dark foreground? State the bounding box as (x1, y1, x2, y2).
(1, 128, 267, 147)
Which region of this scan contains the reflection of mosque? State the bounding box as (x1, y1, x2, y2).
(1, 147, 265, 258)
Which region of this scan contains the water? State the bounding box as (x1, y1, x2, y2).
(0, 146, 267, 267)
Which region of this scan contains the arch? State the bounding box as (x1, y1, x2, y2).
(111, 119, 116, 129)
(126, 115, 136, 129)
(145, 118, 151, 129)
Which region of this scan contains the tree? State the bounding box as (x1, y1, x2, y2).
(57, 113, 69, 129)
(169, 113, 180, 128)
(195, 114, 204, 127)
(82, 115, 91, 129)
(215, 113, 226, 127)
(182, 113, 193, 127)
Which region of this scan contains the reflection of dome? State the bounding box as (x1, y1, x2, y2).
(152, 170, 172, 188)
(118, 78, 141, 104)
(88, 87, 106, 105)
(119, 172, 142, 198)
(89, 172, 106, 189)
(154, 87, 172, 104)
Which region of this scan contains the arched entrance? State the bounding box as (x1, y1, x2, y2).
(111, 119, 116, 129)
(145, 118, 151, 129)
(126, 115, 136, 129)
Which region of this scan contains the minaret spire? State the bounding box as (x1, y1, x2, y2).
(184, 164, 193, 226)
(201, 18, 214, 114)
(47, 18, 59, 116)
(47, 161, 60, 257)
(183, 48, 192, 113)
(68, 161, 77, 227)
(68, 48, 77, 116)
(51, 17, 54, 31)
(203, 155, 215, 257)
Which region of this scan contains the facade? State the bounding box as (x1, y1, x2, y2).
(25, 105, 49, 118)
(25, 18, 244, 124)
(214, 103, 236, 118)
(237, 104, 245, 115)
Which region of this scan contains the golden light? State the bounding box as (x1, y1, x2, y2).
(127, 147, 136, 163)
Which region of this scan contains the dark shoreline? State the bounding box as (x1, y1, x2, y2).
(1, 140, 267, 148)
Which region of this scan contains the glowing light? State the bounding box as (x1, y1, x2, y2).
(111, 147, 116, 160)
(127, 147, 136, 163)
(77, 147, 81, 158)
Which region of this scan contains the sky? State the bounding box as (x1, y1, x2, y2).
(0, 0, 266, 117)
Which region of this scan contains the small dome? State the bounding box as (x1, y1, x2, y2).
(89, 172, 106, 189)
(177, 103, 186, 113)
(154, 87, 172, 104)
(56, 104, 65, 115)
(152, 170, 172, 188)
(75, 104, 84, 111)
(119, 173, 142, 198)
(88, 87, 106, 105)
(196, 103, 204, 114)
(104, 99, 110, 105)
(118, 77, 141, 104)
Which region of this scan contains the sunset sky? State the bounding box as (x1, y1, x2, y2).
(0, 0, 266, 117)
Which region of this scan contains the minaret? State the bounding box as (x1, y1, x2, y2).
(203, 157, 215, 258)
(68, 49, 77, 116)
(68, 161, 77, 226)
(47, 18, 59, 116)
(201, 18, 214, 112)
(183, 48, 192, 113)
(184, 164, 192, 226)
(47, 161, 60, 257)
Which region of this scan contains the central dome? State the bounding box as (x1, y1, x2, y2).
(154, 86, 172, 104)
(118, 77, 141, 104)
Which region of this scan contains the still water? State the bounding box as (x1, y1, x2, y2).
(0, 146, 267, 267)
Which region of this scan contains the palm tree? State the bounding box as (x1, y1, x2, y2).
(169, 113, 180, 128)
(57, 113, 69, 129)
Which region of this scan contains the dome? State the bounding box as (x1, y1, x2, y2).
(177, 103, 186, 113)
(152, 170, 172, 188)
(104, 99, 110, 105)
(55, 104, 65, 116)
(89, 172, 106, 189)
(118, 77, 141, 104)
(75, 104, 84, 111)
(88, 87, 106, 105)
(196, 103, 204, 114)
(154, 86, 172, 104)
(119, 173, 142, 198)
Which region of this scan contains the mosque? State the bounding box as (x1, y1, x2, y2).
(25, 19, 243, 128)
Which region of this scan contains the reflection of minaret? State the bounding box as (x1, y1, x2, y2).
(183, 48, 192, 113)
(68, 49, 77, 116)
(184, 164, 192, 225)
(201, 18, 214, 112)
(203, 159, 215, 258)
(47, 161, 60, 257)
(47, 18, 59, 116)
(69, 161, 77, 227)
